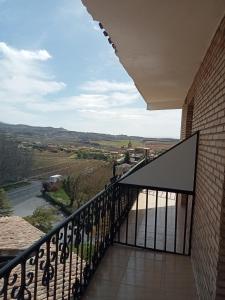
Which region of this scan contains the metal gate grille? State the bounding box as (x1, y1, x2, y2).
(114, 186, 194, 255)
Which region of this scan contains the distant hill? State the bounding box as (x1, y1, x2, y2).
(0, 122, 179, 144)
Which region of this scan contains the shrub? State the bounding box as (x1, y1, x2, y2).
(24, 207, 58, 233)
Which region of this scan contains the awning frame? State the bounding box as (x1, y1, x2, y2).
(119, 131, 199, 195)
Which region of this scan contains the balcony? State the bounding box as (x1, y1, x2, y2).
(83, 189, 197, 300)
(0, 134, 199, 299)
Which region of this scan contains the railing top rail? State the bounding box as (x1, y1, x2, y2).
(118, 183, 194, 195)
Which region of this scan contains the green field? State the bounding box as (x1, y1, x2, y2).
(32, 151, 72, 169)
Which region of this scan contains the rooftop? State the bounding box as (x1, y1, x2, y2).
(0, 216, 43, 254)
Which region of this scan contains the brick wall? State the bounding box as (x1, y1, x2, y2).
(181, 101, 194, 139)
(181, 16, 225, 300)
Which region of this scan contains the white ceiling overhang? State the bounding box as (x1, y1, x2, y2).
(82, 0, 225, 110)
(119, 133, 198, 193)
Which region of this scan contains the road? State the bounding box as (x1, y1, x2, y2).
(7, 181, 57, 217)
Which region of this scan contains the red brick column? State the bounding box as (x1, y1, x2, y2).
(181, 101, 194, 139)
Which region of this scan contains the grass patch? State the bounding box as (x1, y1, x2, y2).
(49, 188, 71, 206)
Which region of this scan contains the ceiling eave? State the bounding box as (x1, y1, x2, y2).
(82, 0, 225, 110)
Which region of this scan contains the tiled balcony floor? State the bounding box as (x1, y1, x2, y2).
(83, 244, 198, 300)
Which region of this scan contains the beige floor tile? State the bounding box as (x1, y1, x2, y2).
(82, 245, 198, 300)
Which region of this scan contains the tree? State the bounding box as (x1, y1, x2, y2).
(63, 174, 83, 207)
(0, 134, 33, 185)
(124, 151, 130, 164)
(0, 188, 13, 217)
(128, 140, 132, 148)
(63, 163, 112, 210)
(24, 207, 58, 233)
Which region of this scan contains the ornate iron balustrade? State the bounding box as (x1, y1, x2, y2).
(0, 183, 123, 300)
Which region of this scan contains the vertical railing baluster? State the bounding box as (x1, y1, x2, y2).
(53, 232, 59, 300)
(20, 261, 26, 300)
(119, 187, 122, 226)
(154, 190, 158, 250)
(68, 221, 74, 298)
(174, 193, 178, 253)
(117, 186, 121, 242)
(97, 198, 101, 251)
(46, 240, 50, 300)
(85, 205, 90, 271)
(99, 196, 104, 250)
(33, 249, 39, 299)
(183, 194, 189, 255)
(110, 186, 116, 244)
(4, 276, 9, 300)
(134, 188, 139, 246)
(125, 187, 129, 245)
(188, 195, 195, 255)
(106, 189, 111, 246)
(79, 210, 85, 294)
(89, 203, 94, 271)
(93, 200, 99, 266)
(3, 274, 9, 300)
(102, 194, 107, 248)
(164, 192, 168, 251)
(61, 226, 68, 299)
(106, 190, 111, 245)
(102, 194, 106, 252)
(144, 189, 149, 248)
(74, 215, 81, 299)
(83, 206, 90, 288)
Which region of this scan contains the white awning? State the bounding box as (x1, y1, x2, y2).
(119, 133, 198, 193)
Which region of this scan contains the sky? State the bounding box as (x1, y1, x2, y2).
(0, 0, 181, 138)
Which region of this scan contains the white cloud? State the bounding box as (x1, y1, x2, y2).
(62, 107, 181, 138)
(0, 42, 51, 61)
(0, 42, 65, 102)
(19, 78, 141, 113)
(81, 80, 137, 93)
(0, 42, 181, 138)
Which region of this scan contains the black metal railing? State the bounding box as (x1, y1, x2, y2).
(0, 168, 194, 299)
(114, 186, 193, 255)
(0, 183, 122, 300)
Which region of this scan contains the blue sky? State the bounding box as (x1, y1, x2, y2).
(0, 0, 181, 138)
